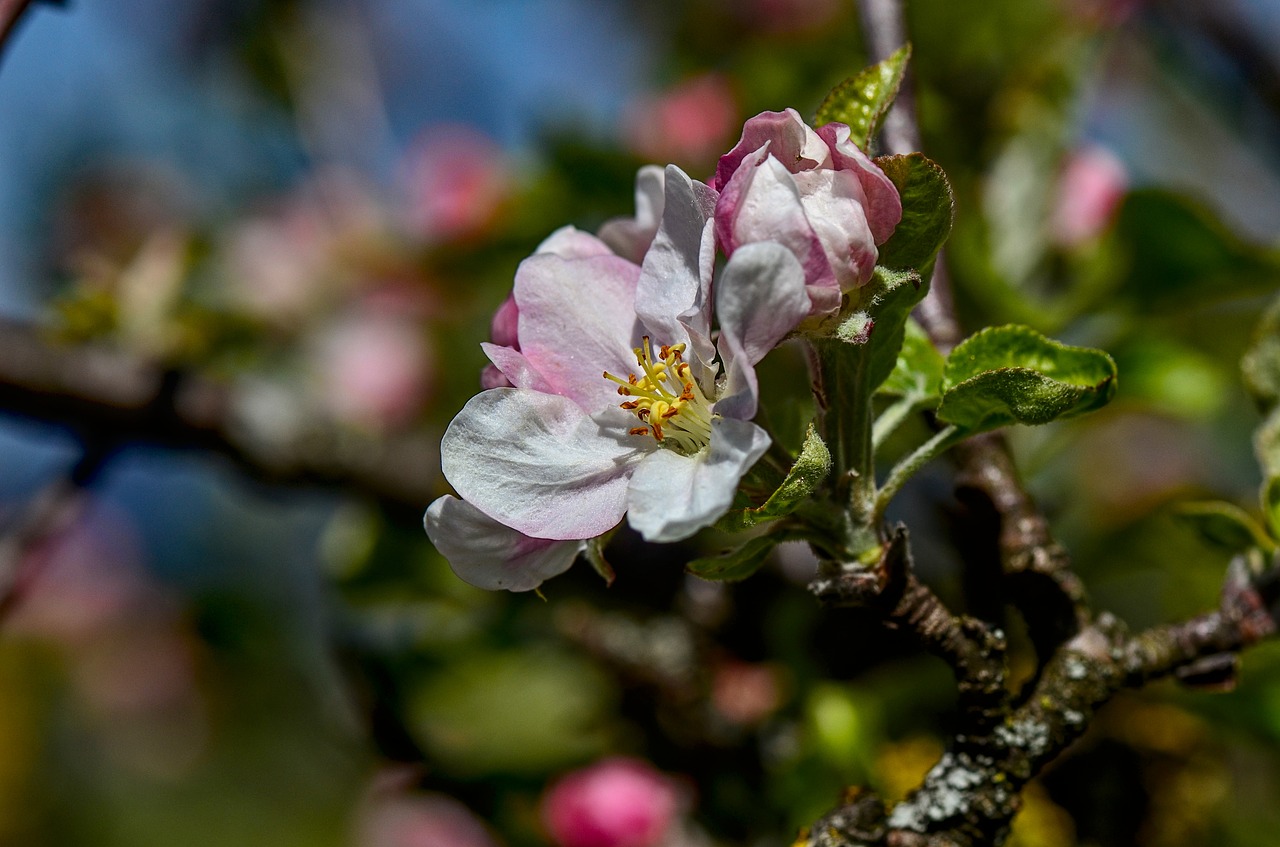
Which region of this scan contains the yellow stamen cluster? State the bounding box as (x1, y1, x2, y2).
(604, 337, 715, 454)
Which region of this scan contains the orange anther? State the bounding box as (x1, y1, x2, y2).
(629, 427, 650, 436)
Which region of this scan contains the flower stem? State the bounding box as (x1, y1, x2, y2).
(873, 425, 961, 524)
(809, 338, 880, 560)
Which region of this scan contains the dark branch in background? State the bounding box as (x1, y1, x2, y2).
(0, 318, 439, 510)
(797, 1, 1280, 845)
(0, 0, 61, 65)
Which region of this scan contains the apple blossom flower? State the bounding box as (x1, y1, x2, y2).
(541, 758, 680, 847)
(425, 166, 810, 590)
(711, 108, 902, 317)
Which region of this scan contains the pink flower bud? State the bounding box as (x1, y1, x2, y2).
(1050, 145, 1128, 248)
(712, 109, 902, 317)
(542, 758, 679, 847)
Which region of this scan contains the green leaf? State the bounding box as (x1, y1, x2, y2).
(874, 153, 955, 272)
(409, 648, 612, 775)
(852, 266, 928, 394)
(1255, 408, 1280, 538)
(937, 325, 1117, 433)
(722, 425, 831, 531)
(813, 45, 911, 148)
(1243, 297, 1280, 411)
(1114, 190, 1280, 312)
(1173, 501, 1275, 554)
(878, 317, 945, 400)
(686, 534, 784, 582)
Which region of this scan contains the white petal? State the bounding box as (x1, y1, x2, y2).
(536, 225, 616, 259)
(714, 243, 809, 420)
(514, 253, 642, 411)
(442, 388, 642, 540)
(598, 165, 666, 263)
(626, 418, 771, 543)
(635, 165, 719, 370)
(424, 496, 583, 592)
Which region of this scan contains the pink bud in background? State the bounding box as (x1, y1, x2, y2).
(318, 304, 432, 431)
(542, 758, 679, 847)
(404, 126, 511, 243)
(624, 75, 738, 166)
(1050, 145, 1128, 248)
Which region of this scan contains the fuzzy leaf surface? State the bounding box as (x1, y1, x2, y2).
(937, 325, 1116, 433)
(813, 45, 911, 148)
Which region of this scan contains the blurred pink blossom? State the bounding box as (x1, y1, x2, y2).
(316, 302, 433, 432)
(224, 169, 390, 321)
(355, 774, 499, 847)
(624, 75, 738, 166)
(404, 126, 511, 243)
(711, 661, 785, 726)
(542, 758, 679, 847)
(6, 501, 207, 778)
(1050, 145, 1128, 247)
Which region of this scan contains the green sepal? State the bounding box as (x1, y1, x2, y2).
(719, 425, 831, 531)
(878, 317, 945, 401)
(1173, 501, 1276, 554)
(686, 528, 804, 582)
(937, 325, 1117, 433)
(813, 44, 911, 148)
(874, 153, 955, 272)
(843, 266, 926, 395)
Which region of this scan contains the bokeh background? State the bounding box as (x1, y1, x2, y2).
(1, 1, 1280, 845)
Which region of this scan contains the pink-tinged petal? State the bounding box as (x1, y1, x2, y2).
(635, 165, 719, 370)
(790, 167, 879, 289)
(537, 225, 617, 259)
(491, 293, 520, 348)
(424, 496, 583, 592)
(817, 123, 902, 244)
(481, 342, 555, 393)
(712, 108, 830, 189)
(626, 418, 771, 543)
(716, 150, 839, 316)
(442, 388, 639, 540)
(514, 253, 642, 411)
(481, 364, 512, 390)
(598, 165, 665, 263)
(715, 243, 809, 420)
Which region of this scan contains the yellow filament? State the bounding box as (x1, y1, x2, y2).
(604, 337, 715, 454)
